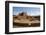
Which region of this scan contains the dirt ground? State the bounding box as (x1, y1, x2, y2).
(13, 20, 40, 28)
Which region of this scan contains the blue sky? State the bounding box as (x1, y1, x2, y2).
(13, 7, 40, 16)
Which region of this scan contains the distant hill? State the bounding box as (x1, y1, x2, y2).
(13, 12, 40, 27)
(13, 12, 40, 21)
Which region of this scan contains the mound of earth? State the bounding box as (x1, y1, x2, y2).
(13, 12, 40, 26)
